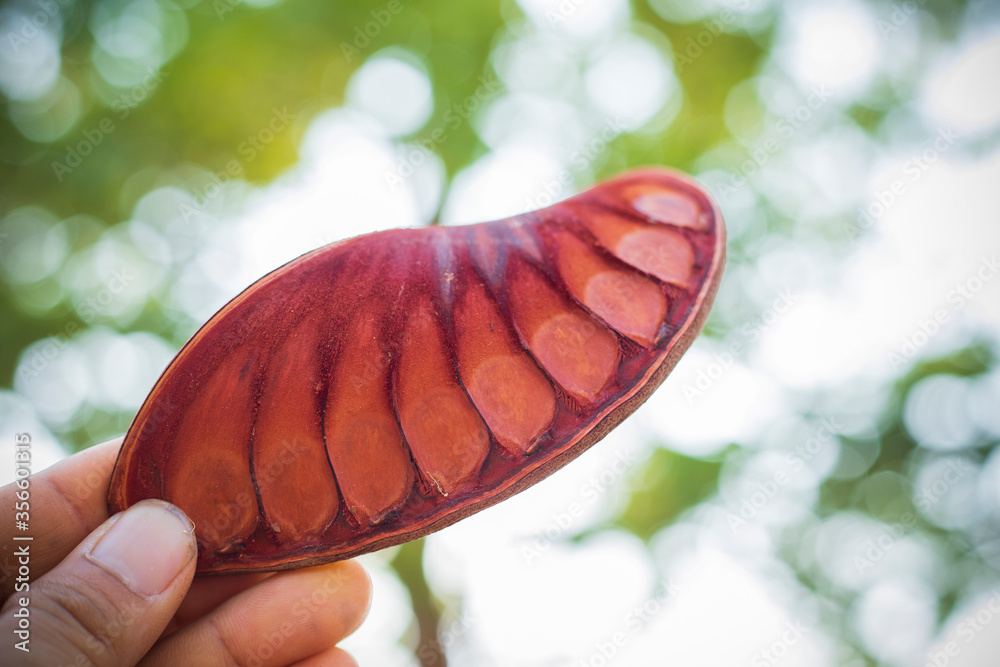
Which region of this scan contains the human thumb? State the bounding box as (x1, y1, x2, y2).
(0, 499, 197, 666)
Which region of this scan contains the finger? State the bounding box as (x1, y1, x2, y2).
(0, 438, 121, 601)
(164, 572, 274, 634)
(291, 646, 359, 667)
(0, 499, 196, 666)
(141, 560, 371, 667)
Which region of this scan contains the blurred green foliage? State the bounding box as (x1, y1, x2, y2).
(2, 0, 998, 665)
(614, 448, 723, 541)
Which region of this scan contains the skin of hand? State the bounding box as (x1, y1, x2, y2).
(0, 437, 372, 667)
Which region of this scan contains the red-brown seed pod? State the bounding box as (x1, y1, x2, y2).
(108, 167, 726, 574)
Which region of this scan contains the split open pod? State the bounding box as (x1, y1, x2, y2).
(108, 167, 726, 573)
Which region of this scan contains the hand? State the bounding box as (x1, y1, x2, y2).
(0, 438, 371, 666)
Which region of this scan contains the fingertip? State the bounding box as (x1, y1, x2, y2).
(88, 499, 197, 598)
(1, 500, 197, 666)
(140, 558, 373, 666)
(279, 559, 372, 639)
(334, 559, 373, 622)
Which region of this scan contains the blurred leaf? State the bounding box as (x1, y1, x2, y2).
(614, 447, 723, 541)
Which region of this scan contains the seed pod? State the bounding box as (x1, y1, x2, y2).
(108, 167, 726, 574)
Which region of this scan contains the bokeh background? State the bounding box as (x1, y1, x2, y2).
(2, 0, 1000, 664)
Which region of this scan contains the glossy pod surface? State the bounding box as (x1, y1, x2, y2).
(108, 167, 726, 574)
